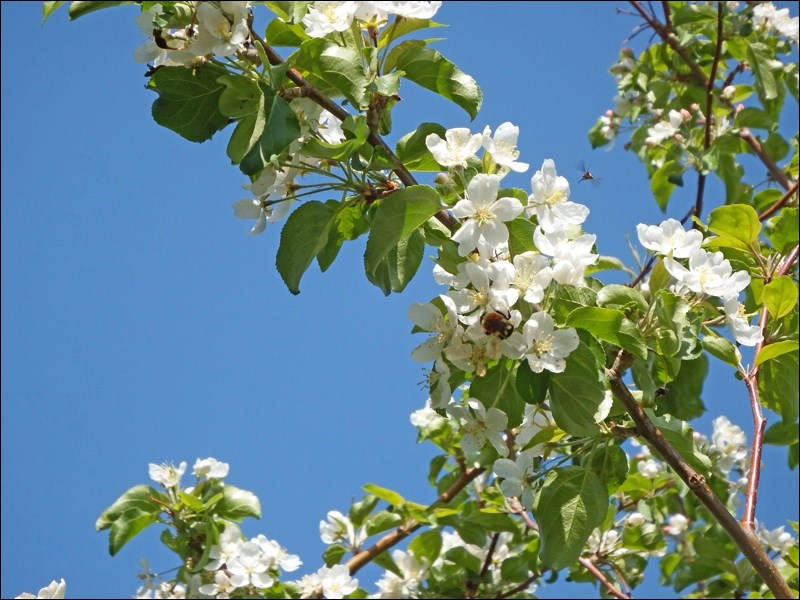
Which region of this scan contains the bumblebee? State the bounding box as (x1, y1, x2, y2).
(481, 310, 514, 340)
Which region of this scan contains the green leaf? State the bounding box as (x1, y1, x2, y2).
(734, 107, 775, 130)
(95, 485, 164, 556)
(317, 203, 369, 272)
(767, 207, 799, 254)
(516, 360, 550, 406)
(706, 204, 761, 251)
(550, 285, 598, 326)
(68, 1, 125, 20)
(364, 186, 441, 276)
(42, 1, 66, 22)
(276, 201, 337, 294)
(702, 334, 741, 368)
(533, 466, 608, 570)
(349, 494, 379, 527)
(386, 227, 426, 293)
(147, 65, 230, 143)
(756, 340, 800, 367)
(747, 41, 779, 101)
(96, 484, 163, 531)
(265, 17, 309, 46)
(654, 355, 707, 420)
(323, 544, 347, 566)
(363, 483, 405, 507)
(179, 491, 204, 511)
(293, 38, 368, 108)
(377, 17, 444, 49)
(395, 123, 446, 171)
(408, 530, 442, 565)
(648, 411, 712, 474)
(764, 421, 799, 446)
(218, 485, 261, 520)
(365, 510, 403, 536)
(651, 160, 684, 212)
(464, 509, 519, 533)
(584, 444, 629, 494)
(507, 217, 537, 257)
(470, 361, 524, 428)
(239, 83, 301, 175)
(653, 290, 692, 357)
(549, 342, 607, 437)
(763, 276, 798, 320)
(586, 255, 636, 277)
(392, 44, 482, 119)
(597, 285, 648, 313)
(566, 307, 647, 358)
(759, 352, 799, 424)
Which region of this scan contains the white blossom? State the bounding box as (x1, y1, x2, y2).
(446, 398, 509, 456)
(493, 453, 536, 509)
(758, 524, 796, 556)
(193, 457, 230, 480)
(665, 248, 751, 300)
(302, 1, 358, 38)
(636, 218, 703, 258)
(425, 128, 483, 168)
(645, 109, 684, 145)
(482, 122, 529, 172)
(320, 510, 366, 550)
(723, 298, 763, 346)
(451, 174, 524, 256)
(637, 457, 664, 479)
(148, 461, 187, 489)
(527, 159, 589, 233)
(664, 514, 690, 536)
(711, 416, 748, 474)
(15, 580, 66, 600)
(503, 312, 579, 374)
(408, 295, 462, 362)
(319, 564, 358, 599)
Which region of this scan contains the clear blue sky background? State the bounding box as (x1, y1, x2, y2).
(2, 2, 797, 598)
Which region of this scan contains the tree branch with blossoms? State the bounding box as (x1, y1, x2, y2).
(22, 1, 799, 599)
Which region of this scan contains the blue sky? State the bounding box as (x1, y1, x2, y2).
(1, 2, 797, 598)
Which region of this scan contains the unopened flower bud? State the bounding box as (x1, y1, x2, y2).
(722, 85, 736, 100)
(674, 133, 684, 143)
(679, 108, 691, 121)
(735, 103, 745, 113)
(434, 173, 453, 186)
(689, 103, 701, 112)
(605, 109, 614, 118)
(621, 47, 635, 58)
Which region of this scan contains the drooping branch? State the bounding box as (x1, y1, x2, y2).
(606, 350, 793, 598)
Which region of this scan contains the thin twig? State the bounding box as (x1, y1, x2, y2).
(628, 1, 709, 87)
(741, 243, 800, 527)
(479, 533, 501, 579)
(579, 556, 632, 600)
(494, 573, 542, 599)
(759, 180, 799, 221)
(738, 129, 794, 191)
(606, 350, 793, 598)
(345, 467, 484, 574)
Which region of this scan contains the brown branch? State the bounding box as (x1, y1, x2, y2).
(250, 33, 457, 231)
(660, 0, 673, 33)
(345, 467, 484, 574)
(738, 129, 794, 191)
(494, 573, 541, 599)
(606, 350, 793, 598)
(629, 1, 709, 87)
(759, 180, 799, 221)
(689, 4, 724, 225)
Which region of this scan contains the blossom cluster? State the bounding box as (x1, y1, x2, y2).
(301, 1, 442, 38)
(134, 2, 252, 67)
(636, 218, 762, 345)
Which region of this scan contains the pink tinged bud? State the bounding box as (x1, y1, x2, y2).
(689, 103, 701, 112)
(735, 103, 745, 113)
(679, 108, 691, 121)
(674, 134, 684, 143)
(605, 109, 614, 118)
